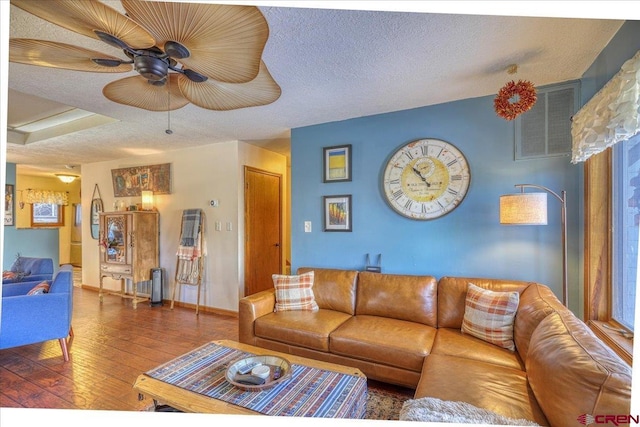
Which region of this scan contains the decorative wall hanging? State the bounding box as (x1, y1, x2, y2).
(4, 184, 15, 226)
(571, 49, 640, 163)
(323, 195, 352, 232)
(323, 145, 352, 182)
(111, 163, 171, 197)
(494, 64, 537, 121)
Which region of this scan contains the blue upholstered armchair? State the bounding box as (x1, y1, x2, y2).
(0, 265, 74, 361)
(2, 256, 54, 284)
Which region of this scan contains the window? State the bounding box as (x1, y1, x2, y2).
(30, 203, 65, 227)
(584, 148, 633, 364)
(612, 135, 639, 331)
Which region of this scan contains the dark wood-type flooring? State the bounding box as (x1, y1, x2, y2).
(0, 287, 414, 412)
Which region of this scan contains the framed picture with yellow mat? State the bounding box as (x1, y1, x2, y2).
(323, 144, 352, 182)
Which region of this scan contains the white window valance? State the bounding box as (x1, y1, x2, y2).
(571, 49, 640, 163)
(23, 189, 69, 205)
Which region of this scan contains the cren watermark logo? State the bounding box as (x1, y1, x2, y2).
(577, 413, 639, 426)
(578, 414, 596, 425)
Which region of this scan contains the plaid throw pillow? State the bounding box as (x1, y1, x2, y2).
(461, 283, 520, 351)
(3, 271, 17, 280)
(27, 281, 50, 295)
(273, 271, 319, 312)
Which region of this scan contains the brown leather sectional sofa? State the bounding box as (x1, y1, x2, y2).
(238, 267, 632, 426)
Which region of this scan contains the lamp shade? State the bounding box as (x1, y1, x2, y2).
(499, 193, 547, 225)
(141, 190, 154, 210)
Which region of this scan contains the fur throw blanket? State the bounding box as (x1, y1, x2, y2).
(399, 397, 541, 425)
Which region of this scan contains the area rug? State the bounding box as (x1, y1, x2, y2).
(364, 385, 412, 420)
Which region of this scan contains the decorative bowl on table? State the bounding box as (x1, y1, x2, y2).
(225, 354, 292, 391)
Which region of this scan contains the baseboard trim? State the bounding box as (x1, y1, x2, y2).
(80, 284, 238, 318)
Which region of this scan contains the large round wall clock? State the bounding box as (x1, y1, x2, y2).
(382, 138, 471, 220)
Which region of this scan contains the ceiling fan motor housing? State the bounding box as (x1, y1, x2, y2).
(134, 54, 169, 81)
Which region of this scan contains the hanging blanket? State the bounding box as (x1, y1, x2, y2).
(177, 209, 206, 260)
(180, 209, 201, 247)
(176, 209, 206, 285)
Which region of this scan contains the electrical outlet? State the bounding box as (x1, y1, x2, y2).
(227, 221, 233, 231)
(215, 221, 222, 231)
(304, 221, 312, 232)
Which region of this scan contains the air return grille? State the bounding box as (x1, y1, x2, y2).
(515, 81, 580, 160)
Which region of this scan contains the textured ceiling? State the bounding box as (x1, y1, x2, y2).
(2, 1, 629, 177)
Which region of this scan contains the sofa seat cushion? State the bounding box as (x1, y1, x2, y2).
(254, 309, 352, 352)
(329, 315, 436, 372)
(431, 328, 524, 370)
(415, 353, 548, 426)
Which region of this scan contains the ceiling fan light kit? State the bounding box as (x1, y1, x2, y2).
(9, 0, 281, 113)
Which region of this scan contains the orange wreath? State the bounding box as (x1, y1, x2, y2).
(494, 79, 537, 121)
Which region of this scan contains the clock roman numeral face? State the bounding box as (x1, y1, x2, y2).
(382, 139, 471, 220)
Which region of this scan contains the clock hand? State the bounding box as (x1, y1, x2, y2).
(412, 168, 431, 187)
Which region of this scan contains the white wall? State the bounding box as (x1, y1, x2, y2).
(81, 141, 287, 313)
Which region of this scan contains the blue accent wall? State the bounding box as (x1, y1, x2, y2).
(290, 19, 640, 317)
(2, 163, 59, 271)
(291, 95, 581, 310)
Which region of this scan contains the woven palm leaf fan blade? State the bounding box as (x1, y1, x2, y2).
(9, 39, 132, 73)
(11, 0, 155, 49)
(178, 61, 281, 111)
(121, 0, 269, 83)
(103, 74, 189, 111)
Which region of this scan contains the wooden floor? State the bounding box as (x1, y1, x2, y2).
(0, 287, 239, 411)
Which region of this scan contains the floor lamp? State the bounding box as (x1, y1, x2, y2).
(499, 184, 568, 307)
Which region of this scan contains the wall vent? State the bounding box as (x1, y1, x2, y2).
(514, 80, 580, 160)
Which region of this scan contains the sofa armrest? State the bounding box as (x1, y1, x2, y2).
(238, 289, 276, 345)
(0, 293, 72, 350)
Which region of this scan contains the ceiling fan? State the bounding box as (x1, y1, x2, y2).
(9, 0, 281, 112)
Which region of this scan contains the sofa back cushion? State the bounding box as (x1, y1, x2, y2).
(526, 311, 631, 427)
(11, 257, 54, 275)
(355, 271, 438, 326)
(437, 277, 530, 329)
(296, 267, 358, 315)
(513, 283, 565, 362)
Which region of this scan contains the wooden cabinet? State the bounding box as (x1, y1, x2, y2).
(98, 211, 159, 308)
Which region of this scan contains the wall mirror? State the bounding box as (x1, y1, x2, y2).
(90, 184, 103, 239)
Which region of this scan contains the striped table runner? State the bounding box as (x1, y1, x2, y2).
(146, 342, 367, 418)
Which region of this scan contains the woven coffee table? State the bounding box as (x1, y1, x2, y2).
(134, 339, 367, 417)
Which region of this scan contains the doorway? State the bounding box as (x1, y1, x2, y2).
(70, 203, 82, 267)
(244, 166, 282, 296)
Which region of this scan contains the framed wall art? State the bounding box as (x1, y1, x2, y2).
(323, 194, 352, 232)
(323, 144, 351, 182)
(4, 184, 14, 226)
(111, 163, 171, 197)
